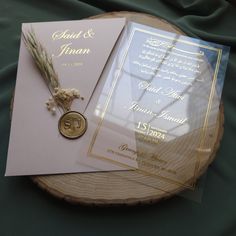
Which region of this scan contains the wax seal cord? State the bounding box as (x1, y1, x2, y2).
(22, 28, 84, 114)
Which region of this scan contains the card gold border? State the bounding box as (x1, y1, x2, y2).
(88, 26, 222, 190)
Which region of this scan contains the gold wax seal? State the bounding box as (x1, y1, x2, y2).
(58, 111, 87, 139)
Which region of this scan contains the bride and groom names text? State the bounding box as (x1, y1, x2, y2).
(128, 81, 188, 125)
(51, 29, 95, 58)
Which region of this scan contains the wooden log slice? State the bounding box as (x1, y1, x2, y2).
(31, 11, 224, 205)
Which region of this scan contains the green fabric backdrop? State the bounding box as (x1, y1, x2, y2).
(0, 0, 236, 235)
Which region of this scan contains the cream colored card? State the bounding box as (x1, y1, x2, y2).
(5, 18, 126, 176)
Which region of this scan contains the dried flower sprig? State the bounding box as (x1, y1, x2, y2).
(22, 29, 60, 90)
(22, 28, 83, 114)
(53, 87, 84, 112)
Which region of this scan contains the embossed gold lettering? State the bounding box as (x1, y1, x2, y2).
(55, 43, 90, 57)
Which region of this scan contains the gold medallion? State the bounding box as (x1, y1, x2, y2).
(58, 111, 87, 139)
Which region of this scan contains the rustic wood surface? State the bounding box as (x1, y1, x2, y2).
(31, 11, 224, 206)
